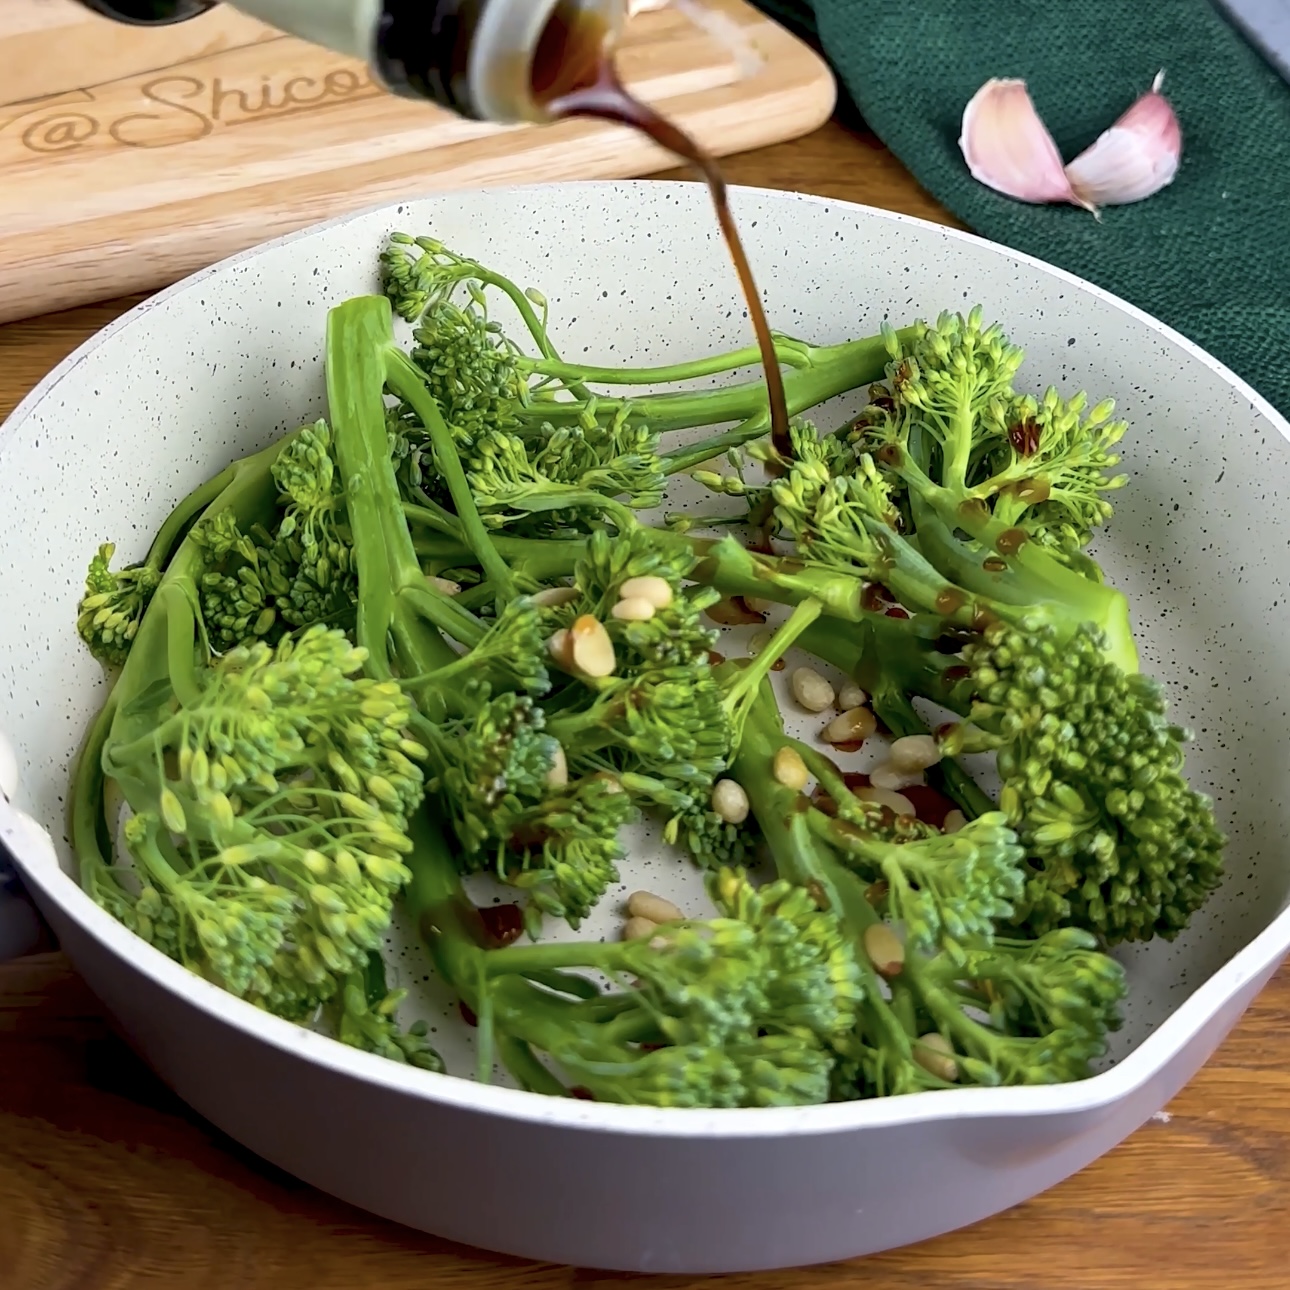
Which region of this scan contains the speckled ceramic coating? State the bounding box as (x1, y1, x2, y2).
(1, 182, 1288, 1272)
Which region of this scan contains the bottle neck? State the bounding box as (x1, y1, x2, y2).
(154, 0, 626, 124)
(373, 0, 627, 123)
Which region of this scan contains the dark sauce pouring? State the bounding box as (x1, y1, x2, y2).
(534, 2, 792, 457)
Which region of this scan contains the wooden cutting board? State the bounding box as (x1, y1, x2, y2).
(0, 0, 834, 325)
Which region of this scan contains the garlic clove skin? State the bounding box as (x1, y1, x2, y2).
(1064, 71, 1182, 212)
(959, 78, 1082, 206)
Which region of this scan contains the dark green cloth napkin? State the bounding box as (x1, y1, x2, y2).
(754, 0, 1290, 419)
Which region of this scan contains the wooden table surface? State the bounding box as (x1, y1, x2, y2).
(3, 117, 1290, 1290)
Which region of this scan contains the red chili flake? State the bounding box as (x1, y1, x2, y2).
(811, 788, 838, 816)
(569, 1086, 596, 1101)
(1009, 417, 1042, 457)
(901, 784, 958, 831)
(841, 772, 872, 792)
(708, 650, 727, 667)
(770, 657, 787, 672)
(459, 1002, 478, 1028)
(478, 903, 525, 949)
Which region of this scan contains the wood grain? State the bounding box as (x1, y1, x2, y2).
(3, 116, 1284, 1289)
(0, 0, 835, 324)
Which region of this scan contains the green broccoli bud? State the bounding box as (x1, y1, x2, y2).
(99, 623, 427, 1018)
(454, 867, 862, 1107)
(915, 927, 1127, 1085)
(77, 543, 162, 667)
(956, 619, 1226, 943)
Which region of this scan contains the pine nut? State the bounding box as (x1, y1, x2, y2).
(838, 681, 868, 711)
(627, 891, 684, 924)
(532, 585, 581, 608)
(547, 628, 573, 668)
(425, 575, 461, 596)
(611, 596, 656, 622)
(914, 1032, 960, 1083)
(619, 575, 674, 610)
(855, 785, 918, 817)
(889, 734, 942, 773)
(569, 615, 617, 678)
(546, 744, 569, 789)
(942, 809, 967, 834)
(773, 746, 810, 790)
(869, 761, 925, 792)
(791, 667, 836, 713)
(863, 923, 906, 978)
(623, 916, 659, 942)
(712, 778, 750, 824)
(822, 706, 877, 744)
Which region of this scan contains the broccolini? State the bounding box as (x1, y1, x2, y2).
(69, 229, 1224, 1106)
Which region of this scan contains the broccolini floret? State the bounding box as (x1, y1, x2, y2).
(72, 444, 437, 1067)
(730, 680, 1126, 1094)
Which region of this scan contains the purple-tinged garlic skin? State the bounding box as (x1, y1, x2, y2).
(960, 71, 1182, 215)
(1065, 71, 1183, 212)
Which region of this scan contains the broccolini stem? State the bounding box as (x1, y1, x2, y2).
(385, 348, 517, 608)
(402, 496, 461, 539)
(902, 470, 1139, 672)
(405, 505, 588, 578)
(868, 687, 997, 822)
(98, 437, 285, 737)
(659, 411, 770, 475)
(522, 331, 911, 434)
(517, 334, 814, 387)
(71, 691, 121, 890)
(471, 265, 582, 382)
(497, 1036, 569, 1097)
(721, 598, 823, 744)
(730, 682, 922, 1070)
(399, 583, 486, 650)
(142, 461, 244, 576)
(326, 300, 407, 676)
(161, 584, 204, 710)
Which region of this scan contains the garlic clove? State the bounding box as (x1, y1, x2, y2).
(959, 78, 1082, 206)
(1064, 71, 1182, 211)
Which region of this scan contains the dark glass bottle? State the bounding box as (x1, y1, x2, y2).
(74, 0, 626, 123)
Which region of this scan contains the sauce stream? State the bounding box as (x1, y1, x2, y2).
(534, 3, 792, 457)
